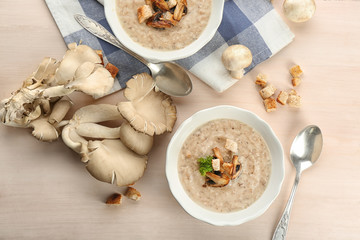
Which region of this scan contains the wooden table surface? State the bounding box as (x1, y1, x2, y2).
(1, 1, 359, 239)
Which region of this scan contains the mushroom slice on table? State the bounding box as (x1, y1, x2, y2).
(117, 73, 177, 136)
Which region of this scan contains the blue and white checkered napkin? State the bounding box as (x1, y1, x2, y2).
(45, 0, 294, 94)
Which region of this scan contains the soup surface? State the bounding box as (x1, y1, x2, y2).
(116, 0, 212, 50)
(178, 119, 272, 213)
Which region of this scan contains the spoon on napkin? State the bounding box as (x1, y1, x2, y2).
(272, 125, 323, 239)
(74, 14, 192, 97)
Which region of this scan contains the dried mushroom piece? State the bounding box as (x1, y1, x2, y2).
(146, 12, 174, 29)
(138, 0, 188, 29)
(117, 73, 177, 136)
(205, 172, 230, 187)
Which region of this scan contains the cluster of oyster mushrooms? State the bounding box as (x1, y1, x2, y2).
(0, 43, 177, 187)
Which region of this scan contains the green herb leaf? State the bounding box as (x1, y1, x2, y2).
(198, 156, 213, 176)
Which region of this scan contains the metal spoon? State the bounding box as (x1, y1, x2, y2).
(74, 14, 192, 97)
(272, 125, 323, 240)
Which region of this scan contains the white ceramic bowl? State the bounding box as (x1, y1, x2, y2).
(166, 105, 284, 226)
(104, 0, 224, 62)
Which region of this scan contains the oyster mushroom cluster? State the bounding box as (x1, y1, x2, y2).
(0, 44, 177, 190)
(0, 43, 116, 142)
(137, 0, 188, 29)
(61, 73, 177, 186)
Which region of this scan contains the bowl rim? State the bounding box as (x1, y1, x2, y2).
(165, 105, 285, 226)
(104, 0, 225, 62)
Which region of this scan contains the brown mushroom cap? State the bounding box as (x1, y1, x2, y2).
(117, 73, 177, 136)
(85, 139, 148, 186)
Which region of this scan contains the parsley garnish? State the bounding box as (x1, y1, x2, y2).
(197, 156, 213, 176)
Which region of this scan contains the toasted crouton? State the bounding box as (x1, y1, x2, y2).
(289, 89, 297, 96)
(290, 65, 303, 78)
(212, 158, 221, 171)
(125, 187, 141, 201)
(225, 138, 238, 153)
(259, 84, 277, 99)
(95, 50, 104, 65)
(105, 63, 119, 78)
(255, 73, 267, 87)
(264, 98, 277, 112)
(106, 193, 122, 204)
(287, 94, 302, 108)
(276, 91, 289, 105)
(137, 5, 153, 24)
(292, 77, 302, 87)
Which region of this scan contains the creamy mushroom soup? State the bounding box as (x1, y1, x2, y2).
(116, 0, 212, 50)
(178, 119, 272, 213)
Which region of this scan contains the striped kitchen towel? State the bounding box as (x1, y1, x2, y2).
(45, 0, 294, 94)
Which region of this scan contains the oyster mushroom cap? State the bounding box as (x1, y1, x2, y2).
(283, 0, 316, 23)
(54, 43, 102, 85)
(119, 122, 154, 155)
(29, 116, 59, 142)
(65, 62, 114, 99)
(85, 139, 148, 186)
(117, 73, 177, 136)
(222, 45, 253, 72)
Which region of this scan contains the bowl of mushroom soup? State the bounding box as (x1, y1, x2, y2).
(104, 0, 224, 62)
(166, 106, 285, 226)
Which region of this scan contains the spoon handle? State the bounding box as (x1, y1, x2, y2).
(272, 173, 301, 240)
(74, 14, 149, 66)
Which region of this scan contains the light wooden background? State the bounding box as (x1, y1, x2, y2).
(0, 1, 359, 239)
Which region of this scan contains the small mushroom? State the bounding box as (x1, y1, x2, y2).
(205, 172, 230, 187)
(231, 155, 243, 179)
(283, 0, 316, 23)
(222, 45, 253, 80)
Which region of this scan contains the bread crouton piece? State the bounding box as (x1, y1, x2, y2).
(125, 187, 141, 201)
(264, 98, 277, 112)
(106, 193, 122, 205)
(212, 158, 221, 171)
(255, 73, 267, 87)
(289, 89, 297, 96)
(225, 138, 238, 153)
(292, 77, 302, 87)
(259, 84, 277, 99)
(290, 65, 303, 78)
(276, 91, 289, 105)
(105, 63, 119, 78)
(287, 94, 302, 108)
(137, 5, 153, 24)
(95, 50, 104, 65)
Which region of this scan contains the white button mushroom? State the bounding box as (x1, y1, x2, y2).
(222, 44, 253, 80)
(283, 0, 316, 23)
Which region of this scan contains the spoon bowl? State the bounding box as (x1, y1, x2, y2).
(272, 125, 323, 240)
(290, 125, 323, 173)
